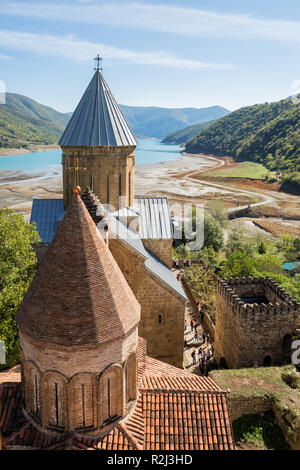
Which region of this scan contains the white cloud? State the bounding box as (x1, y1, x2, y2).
(0, 30, 232, 70)
(1, 1, 300, 44)
(0, 53, 11, 60)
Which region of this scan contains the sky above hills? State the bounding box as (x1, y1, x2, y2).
(1, 0, 300, 112)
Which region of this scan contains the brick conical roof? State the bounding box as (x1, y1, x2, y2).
(16, 194, 140, 346)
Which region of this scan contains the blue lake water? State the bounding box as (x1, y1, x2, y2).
(0, 139, 182, 177)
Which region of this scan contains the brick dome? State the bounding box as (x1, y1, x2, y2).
(16, 194, 140, 346)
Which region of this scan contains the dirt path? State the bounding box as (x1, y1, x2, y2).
(177, 155, 275, 213)
(174, 269, 214, 374)
(185, 174, 275, 213)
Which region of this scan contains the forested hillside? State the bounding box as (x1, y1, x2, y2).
(0, 93, 229, 147)
(0, 93, 70, 148)
(162, 119, 216, 145)
(185, 98, 300, 193)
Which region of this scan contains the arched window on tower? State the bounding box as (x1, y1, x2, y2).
(24, 361, 41, 422)
(68, 373, 97, 431)
(99, 364, 123, 427)
(119, 174, 122, 197)
(42, 371, 68, 430)
(107, 175, 110, 204)
(128, 171, 131, 204)
(124, 352, 137, 403)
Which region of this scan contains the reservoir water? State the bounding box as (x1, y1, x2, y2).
(0, 139, 182, 177)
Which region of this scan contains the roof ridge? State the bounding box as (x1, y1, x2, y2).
(139, 387, 227, 394)
(117, 422, 143, 450)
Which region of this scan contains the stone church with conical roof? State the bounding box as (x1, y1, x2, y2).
(0, 193, 234, 450)
(30, 66, 187, 368)
(0, 68, 236, 448)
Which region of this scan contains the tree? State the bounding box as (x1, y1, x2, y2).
(257, 241, 267, 254)
(206, 200, 229, 228)
(173, 244, 191, 260)
(219, 250, 257, 279)
(0, 209, 40, 369)
(203, 215, 224, 252)
(225, 229, 254, 257)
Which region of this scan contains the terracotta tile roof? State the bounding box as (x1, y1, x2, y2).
(16, 194, 140, 346)
(1, 343, 234, 451)
(141, 390, 234, 451)
(42, 425, 139, 450)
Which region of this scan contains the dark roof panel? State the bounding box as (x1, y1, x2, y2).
(59, 71, 137, 147)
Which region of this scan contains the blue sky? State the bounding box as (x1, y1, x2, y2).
(1, 0, 300, 112)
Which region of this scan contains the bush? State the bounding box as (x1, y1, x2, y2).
(0, 209, 40, 370)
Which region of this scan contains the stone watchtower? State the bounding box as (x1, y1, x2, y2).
(59, 63, 137, 210)
(16, 194, 140, 434)
(215, 277, 300, 369)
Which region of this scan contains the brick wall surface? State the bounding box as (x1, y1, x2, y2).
(20, 328, 138, 432)
(109, 240, 185, 368)
(142, 239, 173, 269)
(61, 146, 135, 210)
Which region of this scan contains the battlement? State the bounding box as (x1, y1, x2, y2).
(217, 276, 300, 321)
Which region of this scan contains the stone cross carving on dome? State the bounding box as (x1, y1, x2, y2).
(94, 54, 103, 71)
(68, 158, 86, 193)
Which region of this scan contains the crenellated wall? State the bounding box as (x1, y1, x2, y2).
(215, 277, 300, 369)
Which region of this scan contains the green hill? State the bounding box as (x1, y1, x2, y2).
(0, 93, 70, 149)
(120, 105, 229, 139)
(0, 94, 230, 148)
(161, 119, 216, 145)
(185, 98, 300, 193)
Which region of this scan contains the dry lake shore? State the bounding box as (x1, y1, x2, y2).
(0, 151, 299, 237)
(0, 144, 60, 157)
(0, 151, 220, 213)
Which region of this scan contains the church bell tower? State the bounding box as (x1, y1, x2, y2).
(59, 56, 137, 210)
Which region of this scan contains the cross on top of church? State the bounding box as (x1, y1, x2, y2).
(94, 54, 103, 72)
(68, 158, 86, 193)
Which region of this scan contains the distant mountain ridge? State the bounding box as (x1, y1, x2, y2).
(120, 105, 229, 139)
(0, 93, 229, 148)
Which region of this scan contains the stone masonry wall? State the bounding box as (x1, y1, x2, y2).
(215, 277, 300, 369)
(226, 394, 273, 422)
(219, 392, 300, 450)
(61, 146, 135, 210)
(109, 239, 185, 368)
(142, 238, 173, 269)
(20, 330, 137, 433)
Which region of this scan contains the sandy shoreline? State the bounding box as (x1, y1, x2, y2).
(0, 151, 219, 211)
(0, 144, 60, 157)
(0, 150, 298, 228)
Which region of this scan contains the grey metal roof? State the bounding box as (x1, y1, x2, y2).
(144, 252, 187, 301)
(30, 199, 65, 244)
(133, 197, 173, 240)
(108, 215, 186, 300)
(59, 70, 137, 147)
(108, 214, 148, 259)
